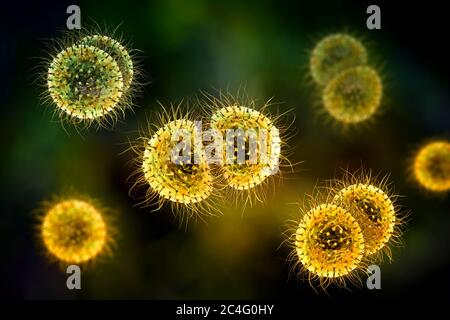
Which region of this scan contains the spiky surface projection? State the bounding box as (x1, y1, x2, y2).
(322, 66, 382, 124)
(310, 34, 367, 86)
(39, 199, 111, 265)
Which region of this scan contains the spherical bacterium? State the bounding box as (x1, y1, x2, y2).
(142, 119, 214, 204)
(333, 183, 396, 256)
(322, 66, 382, 124)
(294, 204, 365, 280)
(413, 140, 450, 192)
(43, 28, 142, 129)
(210, 105, 281, 191)
(78, 35, 134, 91)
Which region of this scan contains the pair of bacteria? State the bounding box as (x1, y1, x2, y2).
(291, 173, 402, 287)
(310, 33, 383, 125)
(131, 96, 285, 222)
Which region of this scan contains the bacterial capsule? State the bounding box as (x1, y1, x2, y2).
(310, 33, 367, 86)
(39, 198, 112, 265)
(322, 66, 382, 125)
(412, 140, 450, 192)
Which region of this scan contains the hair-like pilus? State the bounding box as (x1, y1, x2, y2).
(309, 33, 368, 86)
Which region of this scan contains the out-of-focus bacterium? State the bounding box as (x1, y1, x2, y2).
(128, 105, 219, 224)
(38, 198, 113, 265)
(322, 66, 382, 125)
(310, 34, 367, 86)
(412, 140, 450, 193)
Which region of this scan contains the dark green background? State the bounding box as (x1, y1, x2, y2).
(1, 0, 449, 300)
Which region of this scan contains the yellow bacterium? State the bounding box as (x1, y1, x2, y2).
(42, 28, 142, 129)
(322, 66, 382, 125)
(329, 170, 405, 262)
(47, 44, 124, 123)
(128, 105, 220, 223)
(38, 198, 113, 265)
(334, 184, 396, 256)
(412, 140, 450, 192)
(202, 90, 292, 207)
(210, 105, 281, 190)
(292, 203, 365, 287)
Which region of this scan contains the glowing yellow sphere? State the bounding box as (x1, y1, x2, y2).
(41, 199, 108, 264)
(413, 141, 450, 192)
(334, 184, 396, 256)
(210, 105, 281, 190)
(322, 66, 382, 124)
(47, 44, 124, 121)
(310, 34, 367, 86)
(142, 119, 214, 204)
(295, 204, 365, 278)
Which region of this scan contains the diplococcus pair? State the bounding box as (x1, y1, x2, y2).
(289, 171, 404, 288)
(128, 92, 290, 223)
(310, 34, 383, 126)
(44, 31, 139, 128)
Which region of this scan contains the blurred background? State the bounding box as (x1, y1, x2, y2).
(1, 0, 449, 300)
